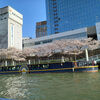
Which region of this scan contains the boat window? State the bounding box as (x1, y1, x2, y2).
(43, 64, 49, 69)
(78, 61, 90, 67)
(8, 67, 12, 71)
(2, 67, 7, 71)
(79, 62, 83, 66)
(0, 67, 2, 71)
(29, 65, 37, 70)
(12, 67, 16, 71)
(30, 65, 33, 70)
(15, 66, 20, 71)
(61, 63, 63, 66)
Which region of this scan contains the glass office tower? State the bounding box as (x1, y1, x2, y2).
(46, 0, 100, 35)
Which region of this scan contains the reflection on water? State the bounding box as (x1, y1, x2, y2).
(0, 72, 100, 100)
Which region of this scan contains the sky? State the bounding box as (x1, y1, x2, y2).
(0, 0, 46, 38)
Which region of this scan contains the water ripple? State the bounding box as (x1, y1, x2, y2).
(0, 72, 100, 100)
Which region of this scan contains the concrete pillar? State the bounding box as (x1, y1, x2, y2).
(5, 60, 7, 66)
(62, 56, 64, 62)
(12, 60, 15, 66)
(85, 49, 89, 61)
(28, 60, 31, 64)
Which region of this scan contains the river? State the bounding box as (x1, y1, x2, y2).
(0, 72, 100, 100)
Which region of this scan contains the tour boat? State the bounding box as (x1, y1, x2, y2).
(0, 61, 98, 74)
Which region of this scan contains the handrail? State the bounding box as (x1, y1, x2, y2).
(77, 54, 100, 62)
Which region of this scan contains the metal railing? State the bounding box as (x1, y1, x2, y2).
(77, 54, 100, 62)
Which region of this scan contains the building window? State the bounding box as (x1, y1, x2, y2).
(54, 20, 58, 23)
(53, 9, 57, 12)
(54, 17, 58, 19)
(55, 24, 59, 27)
(11, 24, 14, 46)
(54, 13, 58, 16)
(53, 6, 57, 9)
(53, 3, 57, 5)
(55, 28, 58, 30)
(55, 32, 59, 34)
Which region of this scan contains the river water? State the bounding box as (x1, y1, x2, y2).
(0, 72, 100, 100)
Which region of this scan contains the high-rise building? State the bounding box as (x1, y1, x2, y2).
(46, 0, 100, 36)
(36, 21, 47, 38)
(0, 6, 23, 50)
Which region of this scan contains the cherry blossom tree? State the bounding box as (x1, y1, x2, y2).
(0, 38, 99, 62)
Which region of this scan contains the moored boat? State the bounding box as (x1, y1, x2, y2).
(0, 60, 98, 74)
